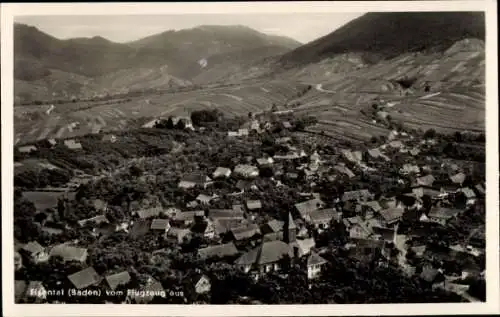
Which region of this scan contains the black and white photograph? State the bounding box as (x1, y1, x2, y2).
(1, 1, 499, 316)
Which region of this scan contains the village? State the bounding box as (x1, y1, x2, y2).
(14, 105, 486, 304)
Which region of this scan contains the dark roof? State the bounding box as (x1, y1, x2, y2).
(173, 210, 204, 222)
(182, 173, 211, 184)
(379, 208, 404, 223)
(307, 252, 327, 266)
(309, 208, 337, 224)
(231, 224, 261, 241)
(428, 207, 461, 219)
(136, 207, 163, 219)
(21, 241, 45, 255)
(235, 240, 292, 266)
(49, 244, 87, 262)
(342, 189, 372, 202)
(262, 219, 284, 233)
(295, 198, 324, 218)
(198, 242, 239, 259)
(209, 209, 244, 220)
(68, 267, 101, 289)
(150, 219, 170, 230)
(246, 200, 262, 210)
(105, 271, 131, 291)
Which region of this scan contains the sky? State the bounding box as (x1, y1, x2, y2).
(14, 13, 364, 44)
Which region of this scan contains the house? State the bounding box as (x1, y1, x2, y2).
(295, 198, 325, 220)
(474, 183, 485, 197)
(345, 238, 387, 262)
(49, 244, 88, 263)
(102, 134, 117, 143)
(308, 208, 338, 229)
(127, 276, 165, 304)
(235, 180, 257, 191)
(172, 210, 205, 225)
(230, 223, 261, 242)
(333, 165, 355, 178)
(416, 175, 436, 187)
(18, 145, 38, 153)
(341, 150, 359, 163)
(178, 174, 213, 189)
(352, 151, 363, 162)
(191, 219, 216, 239)
(209, 209, 245, 221)
(78, 215, 109, 227)
(235, 240, 293, 275)
(256, 157, 274, 167)
(361, 201, 383, 218)
(167, 227, 192, 243)
(342, 189, 373, 203)
(412, 186, 441, 199)
(212, 167, 231, 179)
(20, 241, 49, 263)
(306, 252, 328, 280)
(68, 267, 101, 289)
(228, 131, 239, 137)
(233, 164, 259, 178)
(372, 226, 398, 243)
(260, 219, 285, 236)
(105, 271, 131, 291)
(400, 164, 420, 175)
(135, 206, 163, 219)
(450, 172, 466, 185)
(428, 207, 461, 225)
(367, 148, 389, 161)
(460, 187, 477, 205)
(378, 207, 404, 226)
(246, 200, 262, 211)
(197, 242, 239, 260)
(150, 219, 171, 233)
(388, 140, 404, 149)
(282, 121, 293, 129)
(196, 194, 216, 205)
(344, 217, 373, 239)
(294, 237, 316, 257)
(47, 139, 57, 147)
(64, 139, 82, 150)
(238, 128, 249, 136)
(191, 273, 211, 295)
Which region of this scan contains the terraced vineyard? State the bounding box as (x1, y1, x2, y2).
(14, 80, 306, 144)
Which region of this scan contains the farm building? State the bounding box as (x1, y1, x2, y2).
(150, 219, 171, 233)
(213, 167, 231, 178)
(428, 207, 461, 225)
(49, 244, 88, 263)
(68, 267, 101, 290)
(178, 174, 213, 189)
(234, 164, 259, 178)
(102, 134, 117, 143)
(105, 271, 131, 291)
(18, 145, 38, 153)
(64, 139, 82, 150)
(246, 200, 262, 211)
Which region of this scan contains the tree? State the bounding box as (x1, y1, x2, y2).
(166, 117, 174, 129)
(424, 128, 436, 139)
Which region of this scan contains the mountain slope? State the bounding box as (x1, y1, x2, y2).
(14, 23, 301, 102)
(279, 12, 485, 67)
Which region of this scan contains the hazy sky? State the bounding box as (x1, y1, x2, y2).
(15, 13, 364, 44)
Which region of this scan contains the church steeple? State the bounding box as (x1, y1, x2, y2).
(284, 212, 297, 243)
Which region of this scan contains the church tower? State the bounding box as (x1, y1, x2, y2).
(283, 212, 297, 244)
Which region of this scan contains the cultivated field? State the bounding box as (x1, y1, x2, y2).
(14, 80, 305, 144)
